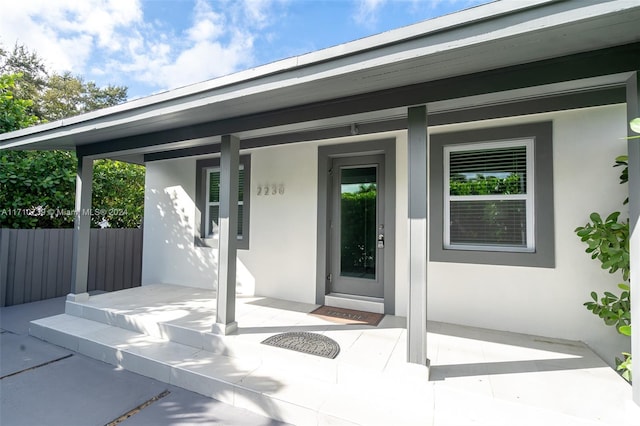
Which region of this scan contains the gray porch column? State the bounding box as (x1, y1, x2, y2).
(626, 72, 639, 406)
(407, 105, 428, 366)
(68, 155, 93, 302)
(212, 135, 239, 335)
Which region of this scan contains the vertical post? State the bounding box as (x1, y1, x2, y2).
(626, 72, 639, 406)
(212, 135, 239, 335)
(407, 105, 428, 366)
(69, 155, 92, 302)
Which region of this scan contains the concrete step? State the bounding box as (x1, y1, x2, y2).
(30, 314, 434, 426)
(62, 298, 429, 388)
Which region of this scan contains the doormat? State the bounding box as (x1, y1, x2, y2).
(261, 332, 340, 359)
(310, 306, 384, 326)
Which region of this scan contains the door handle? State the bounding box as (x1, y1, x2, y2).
(377, 233, 385, 249)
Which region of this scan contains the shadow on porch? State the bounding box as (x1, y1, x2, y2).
(29, 284, 638, 426)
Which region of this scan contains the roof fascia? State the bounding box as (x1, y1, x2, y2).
(74, 42, 639, 158)
(0, 0, 605, 145)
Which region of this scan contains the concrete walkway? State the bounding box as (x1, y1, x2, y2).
(0, 297, 290, 426)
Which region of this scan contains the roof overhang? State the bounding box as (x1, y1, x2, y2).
(1, 0, 639, 157)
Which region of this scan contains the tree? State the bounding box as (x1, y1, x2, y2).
(0, 73, 38, 132)
(0, 44, 47, 120)
(40, 72, 127, 121)
(0, 44, 127, 122)
(0, 43, 143, 229)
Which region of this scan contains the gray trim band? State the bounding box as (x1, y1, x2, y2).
(143, 88, 623, 163)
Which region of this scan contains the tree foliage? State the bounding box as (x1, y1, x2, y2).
(0, 154, 145, 229)
(0, 73, 38, 132)
(93, 159, 145, 228)
(0, 44, 48, 120)
(0, 151, 76, 228)
(341, 184, 377, 276)
(0, 43, 143, 229)
(40, 72, 127, 121)
(449, 173, 523, 195)
(0, 44, 126, 122)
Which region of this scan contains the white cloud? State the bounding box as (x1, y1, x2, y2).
(353, 0, 387, 28)
(0, 0, 143, 73)
(0, 0, 279, 96)
(116, 0, 261, 92)
(187, 0, 225, 42)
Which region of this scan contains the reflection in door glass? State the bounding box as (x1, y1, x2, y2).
(340, 166, 377, 280)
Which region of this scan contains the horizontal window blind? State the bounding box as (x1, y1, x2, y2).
(449, 146, 527, 195)
(450, 199, 527, 247)
(444, 139, 534, 251)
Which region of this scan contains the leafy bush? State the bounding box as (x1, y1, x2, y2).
(575, 155, 631, 382)
(0, 151, 144, 228)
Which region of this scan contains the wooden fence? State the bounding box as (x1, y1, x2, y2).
(0, 228, 142, 307)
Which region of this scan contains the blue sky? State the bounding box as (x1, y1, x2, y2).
(0, 0, 489, 99)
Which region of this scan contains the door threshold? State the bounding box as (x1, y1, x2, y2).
(324, 293, 384, 314)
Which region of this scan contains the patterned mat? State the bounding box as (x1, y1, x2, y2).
(261, 332, 340, 359)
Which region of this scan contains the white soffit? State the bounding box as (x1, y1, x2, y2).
(1, 0, 639, 150)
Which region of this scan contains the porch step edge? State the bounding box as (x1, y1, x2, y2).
(29, 315, 433, 425)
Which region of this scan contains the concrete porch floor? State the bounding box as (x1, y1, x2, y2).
(30, 284, 638, 425)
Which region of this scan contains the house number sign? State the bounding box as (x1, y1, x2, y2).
(257, 184, 285, 196)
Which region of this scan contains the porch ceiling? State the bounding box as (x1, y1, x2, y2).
(1, 0, 639, 157)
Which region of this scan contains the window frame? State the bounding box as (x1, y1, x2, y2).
(429, 122, 554, 268)
(443, 138, 535, 252)
(195, 155, 251, 250)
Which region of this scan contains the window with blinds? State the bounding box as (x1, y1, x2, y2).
(443, 139, 534, 252)
(206, 164, 245, 239)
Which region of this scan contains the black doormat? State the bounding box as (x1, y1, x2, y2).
(261, 332, 340, 359)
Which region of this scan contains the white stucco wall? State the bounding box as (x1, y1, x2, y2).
(141, 157, 256, 293)
(427, 104, 629, 363)
(142, 103, 629, 363)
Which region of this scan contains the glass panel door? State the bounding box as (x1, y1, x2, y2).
(340, 166, 377, 280)
(330, 155, 384, 298)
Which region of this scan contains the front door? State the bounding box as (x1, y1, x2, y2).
(329, 155, 385, 298)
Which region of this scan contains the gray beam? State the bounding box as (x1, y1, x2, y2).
(69, 156, 92, 302)
(143, 88, 624, 163)
(81, 43, 639, 158)
(212, 135, 239, 335)
(407, 106, 428, 366)
(626, 72, 639, 406)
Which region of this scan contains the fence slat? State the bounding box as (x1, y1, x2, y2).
(0, 229, 142, 306)
(123, 230, 134, 288)
(5, 230, 17, 306)
(45, 230, 59, 300)
(31, 230, 45, 302)
(0, 229, 9, 307)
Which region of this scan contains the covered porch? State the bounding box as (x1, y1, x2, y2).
(31, 283, 637, 425)
(2, 1, 640, 419)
